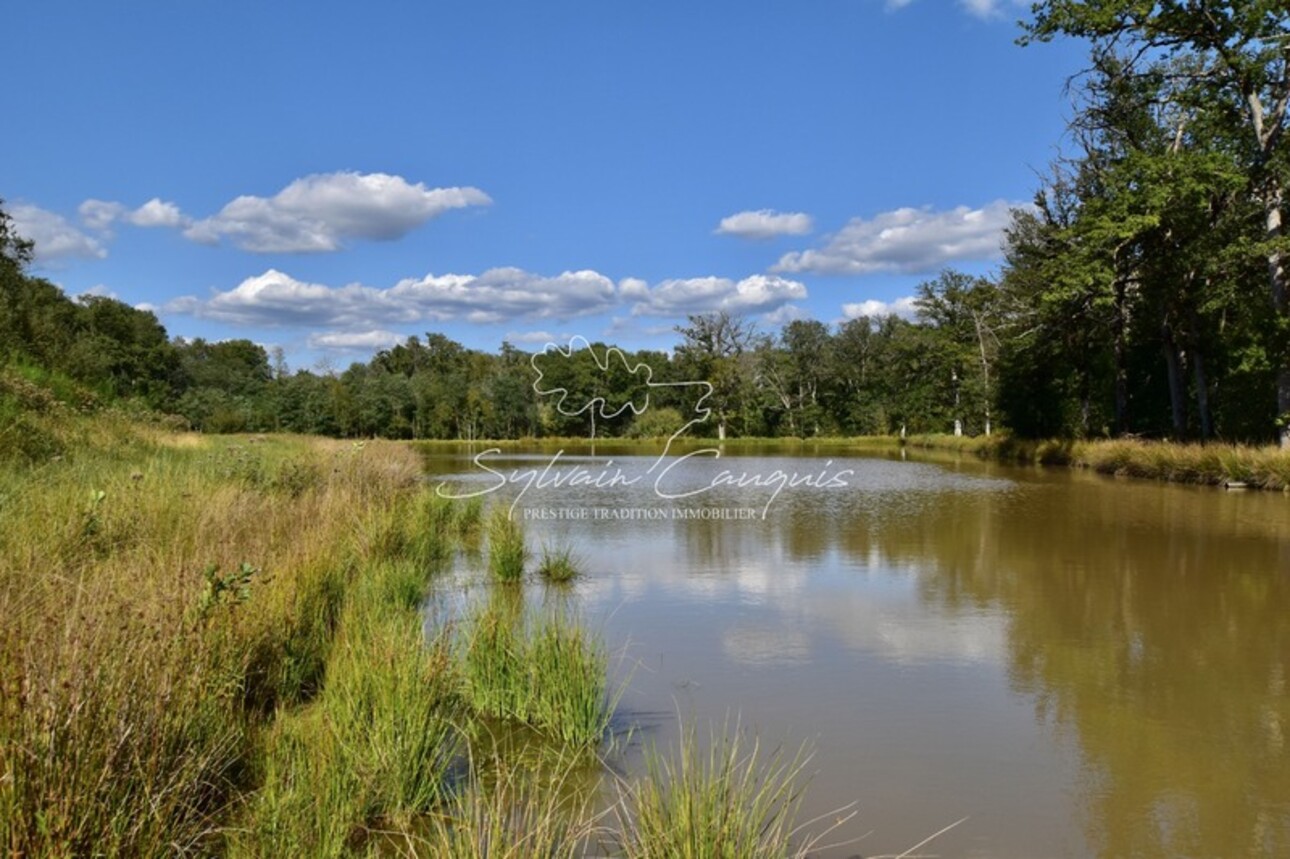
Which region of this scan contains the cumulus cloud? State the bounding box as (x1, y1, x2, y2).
(307, 329, 405, 351)
(774, 199, 1022, 276)
(182, 172, 491, 252)
(10, 203, 107, 262)
(841, 296, 920, 320)
(165, 267, 619, 328)
(165, 268, 810, 334)
(715, 209, 813, 239)
(628, 274, 807, 317)
(504, 330, 575, 345)
(80, 197, 190, 231)
(762, 303, 810, 325)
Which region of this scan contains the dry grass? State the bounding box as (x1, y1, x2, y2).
(0, 424, 428, 856)
(904, 433, 1290, 490)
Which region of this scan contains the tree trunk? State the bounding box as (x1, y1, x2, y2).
(1113, 282, 1130, 436)
(1269, 187, 1290, 448)
(972, 310, 993, 437)
(1192, 347, 1212, 442)
(1161, 325, 1186, 440)
(952, 367, 962, 436)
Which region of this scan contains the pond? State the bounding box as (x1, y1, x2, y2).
(421, 441, 1290, 858)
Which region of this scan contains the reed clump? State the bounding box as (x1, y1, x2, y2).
(609, 720, 843, 859)
(461, 599, 613, 750)
(537, 541, 583, 584)
(486, 506, 529, 582)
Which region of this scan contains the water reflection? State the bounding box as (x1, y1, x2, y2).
(423, 444, 1290, 857)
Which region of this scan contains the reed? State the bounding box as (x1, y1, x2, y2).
(610, 720, 834, 859)
(537, 541, 583, 584)
(904, 433, 1290, 489)
(461, 599, 612, 750)
(486, 506, 529, 582)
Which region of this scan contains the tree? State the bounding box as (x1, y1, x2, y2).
(674, 312, 758, 440)
(1024, 1, 1290, 445)
(915, 270, 1004, 436)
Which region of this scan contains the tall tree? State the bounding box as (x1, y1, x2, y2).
(1024, 1, 1290, 445)
(674, 312, 758, 440)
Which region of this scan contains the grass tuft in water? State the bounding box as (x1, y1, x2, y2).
(486, 507, 528, 583)
(536, 541, 583, 584)
(461, 599, 612, 750)
(610, 719, 839, 859)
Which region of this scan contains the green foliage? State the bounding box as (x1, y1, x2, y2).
(196, 561, 260, 617)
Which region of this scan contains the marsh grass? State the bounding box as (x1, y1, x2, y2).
(394, 750, 600, 859)
(486, 506, 529, 582)
(461, 598, 614, 750)
(905, 433, 1290, 489)
(610, 720, 848, 859)
(0, 422, 432, 857)
(537, 541, 583, 584)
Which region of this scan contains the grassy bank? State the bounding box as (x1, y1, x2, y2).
(416, 431, 1290, 491)
(904, 434, 1290, 491)
(0, 389, 841, 856)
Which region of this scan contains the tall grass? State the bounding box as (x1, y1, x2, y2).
(904, 433, 1290, 490)
(461, 597, 613, 750)
(410, 752, 599, 859)
(0, 424, 430, 857)
(486, 506, 529, 582)
(537, 541, 583, 584)
(610, 720, 846, 859)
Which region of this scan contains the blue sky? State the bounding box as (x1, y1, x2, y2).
(3, 0, 1085, 368)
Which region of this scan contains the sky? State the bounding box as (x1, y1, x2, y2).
(2, 0, 1087, 369)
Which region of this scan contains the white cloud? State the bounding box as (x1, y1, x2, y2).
(307, 329, 405, 350)
(387, 268, 617, 324)
(166, 267, 619, 328)
(762, 303, 810, 326)
(129, 198, 188, 228)
(182, 171, 491, 252)
(958, 0, 1025, 19)
(504, 330, 575, 345)
(80, 197, 190, 231)
(774, 199, 1022, 276)
(842, 296, 920, 320)
(166, 268, 810, 334)
(10, 203, 107, 262)
(629, 274, 807, 317)
(878, 0, 1025, 18)
(76, 284, 118, 300)
(715, 209, 813, 239)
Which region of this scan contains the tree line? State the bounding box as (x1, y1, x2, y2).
(0, 193, 1283, 443)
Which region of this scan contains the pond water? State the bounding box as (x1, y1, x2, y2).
(422, 442, 1290, 858)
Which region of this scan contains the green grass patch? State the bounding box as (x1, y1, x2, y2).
(537, 541, 583, 584)
(486, 506, 528, 582)
(610, 720, 847, 859)
(461, 597, 613, 750)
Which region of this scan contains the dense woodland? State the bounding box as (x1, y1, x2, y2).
(3, 3, 1289, 445)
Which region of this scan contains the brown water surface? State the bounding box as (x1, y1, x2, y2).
(423, 442, 1290, 858)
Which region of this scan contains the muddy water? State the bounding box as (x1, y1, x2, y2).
(423, 442, 1290, 858)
